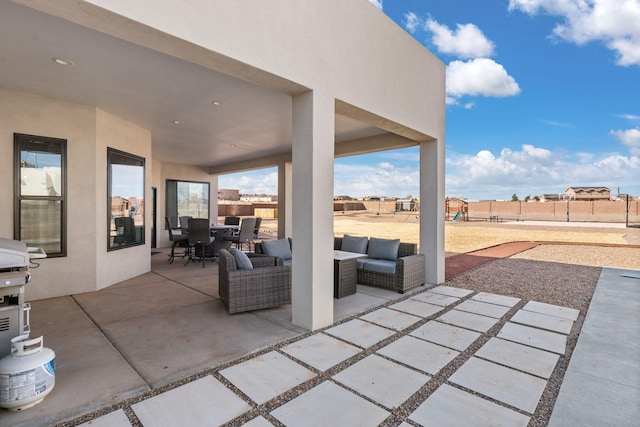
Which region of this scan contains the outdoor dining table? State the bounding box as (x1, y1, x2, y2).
(210, 224, 239, 232)
(209, 224, 239, 253)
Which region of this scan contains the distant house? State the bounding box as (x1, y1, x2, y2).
(218, 189, 240, 201)
(565, 187, 611, 201)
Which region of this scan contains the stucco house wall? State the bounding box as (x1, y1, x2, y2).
(0, 90, 152, 299)
(3, 0, 446, 311)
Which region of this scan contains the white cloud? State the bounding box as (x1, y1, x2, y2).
(334, 159, 420, 198)
(611, 128, 640, 156)
(618, 113, 640, 121)
(446, 143, 640, 199)
(508, 0, 640, 66)
(446, 58, 521, 99)
(404, 12, 421, 33)
(368, 0, 383, 10)
(218, 168, 278, 195)
(401, 14, 518, 105)
(379, 162, 394, 170)
(541, 119, 573, 127)
(426, 19, 495, 58)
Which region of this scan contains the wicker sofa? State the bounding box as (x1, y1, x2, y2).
(218, 249, 291, 314)
(335, 236, 425, 294)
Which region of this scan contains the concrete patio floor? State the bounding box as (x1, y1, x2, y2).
(1, 246, 638, 426)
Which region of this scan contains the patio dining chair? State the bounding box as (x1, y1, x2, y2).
(253, 217, 262, 239)
(165, 216, 188, 263)
(224, 216, 240, 226)
(185, 218, 215, 268)
(224, 217, 256, 252)
(179, 216, 192, 234)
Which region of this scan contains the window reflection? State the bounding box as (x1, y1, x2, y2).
(108, 148, 145, 250)
(166, 180, 210, 228)
(15, 133, 66, 256)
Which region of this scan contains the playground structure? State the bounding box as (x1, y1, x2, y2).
(446, 197, 468, 222)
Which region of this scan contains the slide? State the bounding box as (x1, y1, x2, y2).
(452, 211, 463, 222)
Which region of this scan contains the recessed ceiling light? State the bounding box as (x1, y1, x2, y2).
(172, 120, 184, 125)
(52, 57, 73, 66)
(212, 101, 225, 106)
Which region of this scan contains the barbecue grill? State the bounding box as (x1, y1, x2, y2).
(0, 238, 46, 358)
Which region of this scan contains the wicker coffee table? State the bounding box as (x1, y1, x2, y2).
(333, 250, 367, 299)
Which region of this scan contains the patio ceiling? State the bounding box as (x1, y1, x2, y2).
(0, 1, 387, 169)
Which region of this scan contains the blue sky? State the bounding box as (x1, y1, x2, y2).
(220, 0, 640, 201)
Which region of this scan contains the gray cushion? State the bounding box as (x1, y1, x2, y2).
(367, 237, 400, 261)
(261, 238, 292, 260)
(360, 259, 396, 274)
(229, 248, 253, 270)
(341, 234, 368, 254)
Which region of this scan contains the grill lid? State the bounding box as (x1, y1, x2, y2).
(0, 238, 29, 269)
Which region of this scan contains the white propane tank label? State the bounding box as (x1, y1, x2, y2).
(0, 360, 55, 403)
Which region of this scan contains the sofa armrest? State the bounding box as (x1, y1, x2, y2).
(396, 253, 426, 289)
(248, 253, 282, 267)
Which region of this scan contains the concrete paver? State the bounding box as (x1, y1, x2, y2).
(131, 376, 250, 427)
(241, 416, 274, 426)
(410, 291, 460, 306)
(454, 299, 512, 318)
(471, 292, 520, 307)
(219, 351, 316, 405)
(522, 301, 580, 321)
(78, 409, 131, 427)
(388, 298, 444, 318)
(475, 337, 559, 379)
(324, 318, 396, 348)
(510, 309, 574, 334)
(270, 381, 390, 427)
(437, 309, 499, 332)
(409, 384, 530, 427)
(498, 322, 568, 355)
(449, 357, 548, 413)
(280, 333, 361, 372)
(410, 321, 481, 351)
(428, 285, 474, 298)
(359, 307, 422, 331)
(378, 336, 459, 375)
(333, 354, 430, 410)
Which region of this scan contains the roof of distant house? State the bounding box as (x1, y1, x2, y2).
(566, 186, 610, 192)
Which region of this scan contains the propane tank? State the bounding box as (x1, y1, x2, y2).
(0, 335, 55, 411)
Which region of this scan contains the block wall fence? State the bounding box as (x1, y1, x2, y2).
(463, 200, 639, 223)
(219, 200, 640, 224)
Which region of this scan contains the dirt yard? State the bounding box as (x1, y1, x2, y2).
(258, 211, 640, 259)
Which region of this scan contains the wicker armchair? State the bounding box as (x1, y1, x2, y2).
(218, 249, 292, 314)
(335, 236, 425, 293)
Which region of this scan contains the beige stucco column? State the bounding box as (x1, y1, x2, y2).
(277, 160, 293, 238)
(291, 91, 335, 330)
(420, 139, 445, 284)
(210, 175, 219, 223)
